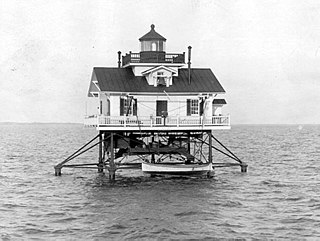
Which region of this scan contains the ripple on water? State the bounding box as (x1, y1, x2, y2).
(1, 124, 320, 239)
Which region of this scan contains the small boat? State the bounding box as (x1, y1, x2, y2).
(142, 162, 213, 176)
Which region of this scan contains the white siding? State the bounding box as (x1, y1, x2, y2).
(136, 96, 156, 116)
(94, 93, 224, 118)
(85, 97, 99, 116)
(136, 95, 197, 117)
(99, 94, 109, 115)
(109, 95, 120, 116)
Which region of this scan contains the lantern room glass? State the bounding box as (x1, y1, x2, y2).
(140, 41, 166, 52)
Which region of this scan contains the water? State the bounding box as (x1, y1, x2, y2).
(0, 124, 320, 240)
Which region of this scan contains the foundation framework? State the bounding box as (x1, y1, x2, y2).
(54, 130, 247, 180)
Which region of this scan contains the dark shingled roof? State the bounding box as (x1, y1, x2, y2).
(213, 99, 227, 105)
(93, 67, 225, 93)
(139, 24, 166, 41)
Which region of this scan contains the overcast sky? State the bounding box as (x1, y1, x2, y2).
(1, 0, 320, 124)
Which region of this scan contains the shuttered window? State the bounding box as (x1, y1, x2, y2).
(120, 97, 137, 116)
(133, 100, 137, 116)
(186, 99, 199, 116)
(120, 98, 124, 116)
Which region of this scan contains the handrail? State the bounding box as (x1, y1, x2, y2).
(122, 52, 185, 65)
(84, 115, 230, 127)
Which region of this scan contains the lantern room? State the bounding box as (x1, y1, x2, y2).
(139, 24, 166, 52)
(122, 24, 185, 66)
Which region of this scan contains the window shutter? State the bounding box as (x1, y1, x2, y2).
(200, 99, 204, 116)
(120, 98, 124, 116)
(133, 99, 137, 116)
(187, 99, 191, 116)
(106, 99, 110, 116)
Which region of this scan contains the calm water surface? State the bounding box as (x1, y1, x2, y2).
(0, 124, 319, 240)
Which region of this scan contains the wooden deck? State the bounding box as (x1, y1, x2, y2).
(84, 115, 231, 131)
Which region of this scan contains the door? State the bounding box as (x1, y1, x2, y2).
(156, 100, 168, 125)
(156, 100, 168, 116)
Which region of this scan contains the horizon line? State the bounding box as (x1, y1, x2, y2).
(0, 122, 318, 125)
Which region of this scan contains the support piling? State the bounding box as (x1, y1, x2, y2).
(54, 130, 247, 179)
(98, 131, 104, 173)
(207, 130, 214, 178)
(108, 132, 116, 180)
(241, 162, 248, 172)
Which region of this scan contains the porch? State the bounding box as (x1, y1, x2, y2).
(84, 115, 230, 131)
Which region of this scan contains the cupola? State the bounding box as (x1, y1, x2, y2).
(121, 24, 185, 67)
(139, 24, 166, 52)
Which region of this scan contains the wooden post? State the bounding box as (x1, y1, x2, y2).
(109, 132, 116, 180)
(207, 131, 214, 178)
(241, 162, 248, 173)
(98, 131, 104, 173)
(208, 131, 212, 163)
(55, 167, 61, 176)
(151, 132, 155, 163)
(187, 132, 191, 153)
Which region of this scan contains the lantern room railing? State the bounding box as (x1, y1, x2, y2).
(122, 52, 185, 66)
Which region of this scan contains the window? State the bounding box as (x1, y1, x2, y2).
(187, 99, 199, 116)
(120, 97, 137, 116)
(159, 41, 164, 51)
(156, 72, 166, 86)
(190, 99, 199, 115)
(152, 42, 157, 51)
(123, 98, 132, 115)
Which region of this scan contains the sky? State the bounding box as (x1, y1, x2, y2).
(1, 0, 320, 124)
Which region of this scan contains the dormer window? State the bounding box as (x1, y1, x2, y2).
(142, 66, 176, 87)
(156, 72, 167, 86)
(157, 77, 166, 86)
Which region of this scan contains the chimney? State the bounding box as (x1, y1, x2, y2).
(118, 51, 121, 68)
(188, 46, 192, 84)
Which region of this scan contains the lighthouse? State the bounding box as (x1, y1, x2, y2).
(55, 25, 247, 179)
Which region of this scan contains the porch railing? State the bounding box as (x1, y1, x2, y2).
(84, 115, 230, 127)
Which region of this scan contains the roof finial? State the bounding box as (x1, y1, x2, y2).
(151, 24, 155, 30)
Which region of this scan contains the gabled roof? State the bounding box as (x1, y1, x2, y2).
(87, 73, 101, 97)
(91, 67, 225, 94)
(139, 24, 166, 41)
(141, 65, 177, 75)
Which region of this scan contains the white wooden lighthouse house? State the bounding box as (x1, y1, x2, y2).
(86, 24, 229, 130)
(55, 25, 247, 179)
